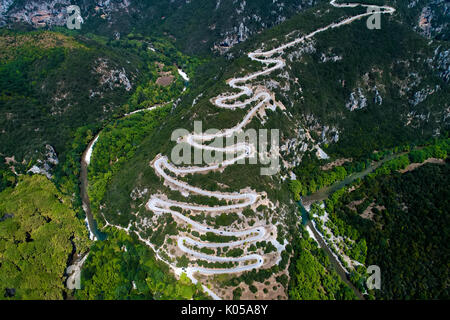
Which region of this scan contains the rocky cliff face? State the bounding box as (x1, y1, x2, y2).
(0, 0, 14, 25)
(0, 0, 132, 28)
(1, 0, 70, 27)
(406, 0, 449, 41)
(209, 0, 320, 54)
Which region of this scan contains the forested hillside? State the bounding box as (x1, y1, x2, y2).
(0, 28, 199, 193)
(100, 1, 448, 234)
(0, 30, 138, 161)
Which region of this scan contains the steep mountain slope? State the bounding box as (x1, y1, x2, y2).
(0, 28, 196, 191)
(2, 1, 448, 54)
(90, 1, 448, 299)
(0, 30, 138, 161)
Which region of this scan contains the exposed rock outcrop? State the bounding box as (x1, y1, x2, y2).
(27, 145, 59, 179)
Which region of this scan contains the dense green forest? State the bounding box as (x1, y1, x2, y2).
(0, 29, 201, 185)
(295, 138, 449, 299)
(77, 228, 208, 300)
(0, 175, 90, 299)
(0, 27, 204, 300)
(288, 230, 357, 300)
(300, 136, 450, 300)
(87, 105, 172, 220)
(0, 160, 16, 192)
(322, 160, 450, 299)
(290, 138, 450, 199)
(0, 30, 138, 160)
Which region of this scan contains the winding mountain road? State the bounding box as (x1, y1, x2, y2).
(83, 1, 396, 300)
(146, 1, 395, 293)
